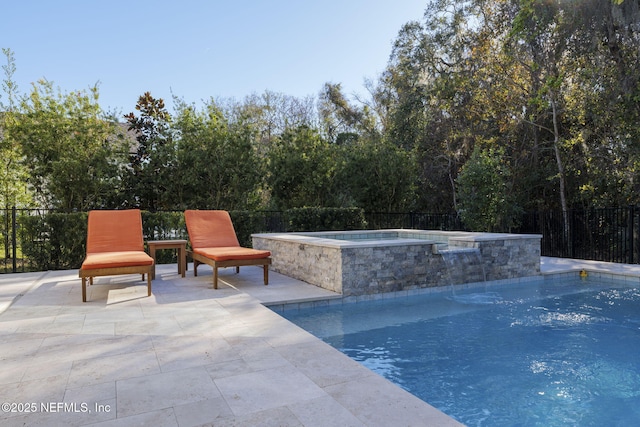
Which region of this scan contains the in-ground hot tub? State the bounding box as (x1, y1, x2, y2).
(252, 230, 542, 296)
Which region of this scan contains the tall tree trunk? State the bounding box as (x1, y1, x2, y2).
(550, 97, 571, 255)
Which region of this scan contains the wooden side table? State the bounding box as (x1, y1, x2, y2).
(147, 240, 187, 280)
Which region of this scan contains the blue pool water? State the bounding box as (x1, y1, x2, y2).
(280, 277, 640, 426)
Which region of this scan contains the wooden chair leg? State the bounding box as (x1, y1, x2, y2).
(213, 267, 219, 289)
(82, 277, 87, 302)
(235, 266, 240, 274)
(147, 274, 152, 296)
(263, 265, 269, 286)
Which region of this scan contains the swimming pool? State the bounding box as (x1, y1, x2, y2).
(279, 277, 640, 426)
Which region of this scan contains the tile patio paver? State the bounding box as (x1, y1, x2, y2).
(116, 366, 222, 418)
(0, 262, 469, 426)
(2, 257, 634, 425)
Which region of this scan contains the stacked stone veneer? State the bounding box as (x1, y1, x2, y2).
(252, 230, 542, 296)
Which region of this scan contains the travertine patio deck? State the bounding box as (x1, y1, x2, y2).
(0, 263, 462, 427)
(3, 257, 635, 426)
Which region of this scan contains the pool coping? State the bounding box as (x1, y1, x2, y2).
(254, 229, 543, 249)
(266, 256, 640, 312)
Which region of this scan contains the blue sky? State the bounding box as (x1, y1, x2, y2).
(1, 0, 426, 116)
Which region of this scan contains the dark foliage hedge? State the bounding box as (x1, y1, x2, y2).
(284, 207, 367, 232)
(18, 207, 365, 270)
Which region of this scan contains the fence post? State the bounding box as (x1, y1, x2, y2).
(12, 206, 17, 273)
(4, 208, 8, 261)
(629, 205, 635, 265)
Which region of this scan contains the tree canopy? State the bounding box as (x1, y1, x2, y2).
(2, 0, 640, 231)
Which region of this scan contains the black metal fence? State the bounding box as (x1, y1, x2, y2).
(2, 207, 50, 273)
(516, 207, 640, 264)
(2, 207, 640, 273)
(363, 211, 463, 231)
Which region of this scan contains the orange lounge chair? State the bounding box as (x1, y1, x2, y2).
(184, 210, 271, 289)
(79, 209, 154, 302)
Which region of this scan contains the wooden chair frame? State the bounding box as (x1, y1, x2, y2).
(189, 250, 271, 289)
(79, 209, 154, 302)
(80, 266, 152, 302)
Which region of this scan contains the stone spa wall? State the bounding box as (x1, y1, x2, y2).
(252, 230, 542, 297)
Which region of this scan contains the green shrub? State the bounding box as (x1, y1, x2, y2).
(20, 211, 190, 269)
(20, 212, 88, 270)
(16, 208, 367, 271)
(456, 146, 522, 232)
(284, 207, 367, 232)
(141, 211, 188, 263)
(229, 210, 272, 247)
(141, 211, 187, 240)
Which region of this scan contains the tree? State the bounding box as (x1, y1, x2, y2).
(339, 139, 417, 212)
(378, 0, 640, 216)
(170, 98, 263, 210)
(0, 48, 31, 209)
(122, 92, 174, 210)
(267, 126, 345, 209)
(557, 0, 640, 206)
(318, 82, 381, 144)
(456, 146, 522, 231)
(379, 1, 486, 212)
(506, 0, 572, 220)
(8, 80, 126, 210)
(235, 90, 317, 150)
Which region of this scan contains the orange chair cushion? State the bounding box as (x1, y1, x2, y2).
(86, 209, 145, 253)
(80, 251, 154, 270)
(185, 210, 240, 249)
(193, 247, 271, 262)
